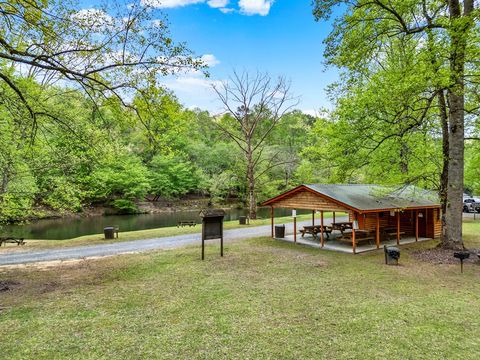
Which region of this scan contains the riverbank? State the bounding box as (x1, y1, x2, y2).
(19, 197, 229, 223)
(0, 213, 330, 252)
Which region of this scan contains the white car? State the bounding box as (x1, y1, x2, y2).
(463, 197, 480, 213)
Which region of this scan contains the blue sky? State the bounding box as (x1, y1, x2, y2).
(83, 1, 340, 115)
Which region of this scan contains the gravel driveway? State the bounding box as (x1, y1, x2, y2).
(0, 217, 346, 266)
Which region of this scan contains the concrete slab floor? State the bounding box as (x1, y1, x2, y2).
(275, 234, 431, 254)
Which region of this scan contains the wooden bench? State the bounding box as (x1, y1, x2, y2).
(0, 237, 25, 246)
(385, 231, 406, 240)
(338, 231, 375, 246)
(177, 221, 197, 228)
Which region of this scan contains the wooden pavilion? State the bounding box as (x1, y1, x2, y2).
(261, 184, 441, 254)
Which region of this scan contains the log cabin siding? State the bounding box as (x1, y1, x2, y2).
(271, 190, 349, 212)
(427, 208, 442, 239)
(350, 210, 440, 239)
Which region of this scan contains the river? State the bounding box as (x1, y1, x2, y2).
(1, 207, 309, 240)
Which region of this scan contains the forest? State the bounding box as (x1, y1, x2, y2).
(0, 0, 479, 252)
(1, 71, 479, 224)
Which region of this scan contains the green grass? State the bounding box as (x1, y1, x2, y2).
(0, 213, 329, 250)
(0, 221, 479, 359)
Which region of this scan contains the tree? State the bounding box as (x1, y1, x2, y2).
(131, 87, 190, 162)
(313, 0, 479, 249)
(212, 71, 297, 218)
(266, 110, 315, 189)
(0, 0, 203, 139)
(148, 155, 199, 200)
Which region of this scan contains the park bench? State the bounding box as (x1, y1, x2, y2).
(0, 237, 25, 246)
(177, 220, 197, 228)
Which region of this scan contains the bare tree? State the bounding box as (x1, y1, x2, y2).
(213, 71, 298, 218)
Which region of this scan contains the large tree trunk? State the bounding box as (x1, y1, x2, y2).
(442, 90, 464, 249)
(441, 0, 470, 249)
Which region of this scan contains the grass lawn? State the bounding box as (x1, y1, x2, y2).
(0, 221, 479, 359)
(0, 213, 331, 251)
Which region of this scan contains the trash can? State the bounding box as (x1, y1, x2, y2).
(239, 216, 247, 225)
(384, 245, 400, 265)
(104, 226, 115, 240)
(275, 225, 285, 238)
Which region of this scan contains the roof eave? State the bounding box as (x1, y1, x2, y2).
(260, 184, 360, 213)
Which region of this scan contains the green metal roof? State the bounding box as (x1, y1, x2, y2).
(304, 184, 440, 211)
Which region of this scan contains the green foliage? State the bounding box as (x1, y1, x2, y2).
(41, 177, 83, 213)
(88, 155, 150, 202)
(111, 199, 139, 214)
(207, 170, 240, 203)
(0, 163, 38, 222)
(148, 155, 199, 199)
(465, 142, 480, 194)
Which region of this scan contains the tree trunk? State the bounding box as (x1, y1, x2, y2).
(441, 0, 469, 249)
(246, 149, 257, 219)
(438, 90, 450, 244)
(442, 90, 464, 249)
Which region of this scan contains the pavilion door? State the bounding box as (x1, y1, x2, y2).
(418, 210, 427, 237)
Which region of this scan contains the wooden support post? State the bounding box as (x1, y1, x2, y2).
(352, 228, 356, 254)
(270, 206, 274, 238)
(202, 222, 205, 260)
(320, 210, 324, 247)
(312, 210, 315, 226)
(415, 210, 419, 242)
(396, 211, 400, 245)
(376, 212, 380, 249)
(333, 212, 336, 224)
(293, 216, 297, 244)
(220, 221, 224, 257)
(425, 209, 429, 238)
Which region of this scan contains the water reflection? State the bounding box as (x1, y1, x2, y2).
(2, 207, 309, 240)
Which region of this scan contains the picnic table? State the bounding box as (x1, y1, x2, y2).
(331, 222, 353, 234)
(382, 227, 405, 240)
(338, 230, 375, 245)
(0, 237, 25, 246)
(177, 220, 197, 228)
(299, 225, 332, 240)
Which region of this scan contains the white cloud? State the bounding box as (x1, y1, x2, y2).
(141, 0, 204, 8)
(142, 0, 271, 15)
(162, 54, 221, 97)
(200, 54, 220, 67)
(164, 76, 222, 94)
(219, 7, 234, 13)
(207, 0, 228, 8)
(142, 0, 227, 8)
(238, 0, 273, 16)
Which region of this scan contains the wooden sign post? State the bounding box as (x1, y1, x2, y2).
(199, 209, 225, 260)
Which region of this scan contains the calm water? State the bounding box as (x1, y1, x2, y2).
(1, 207, 309, 240)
